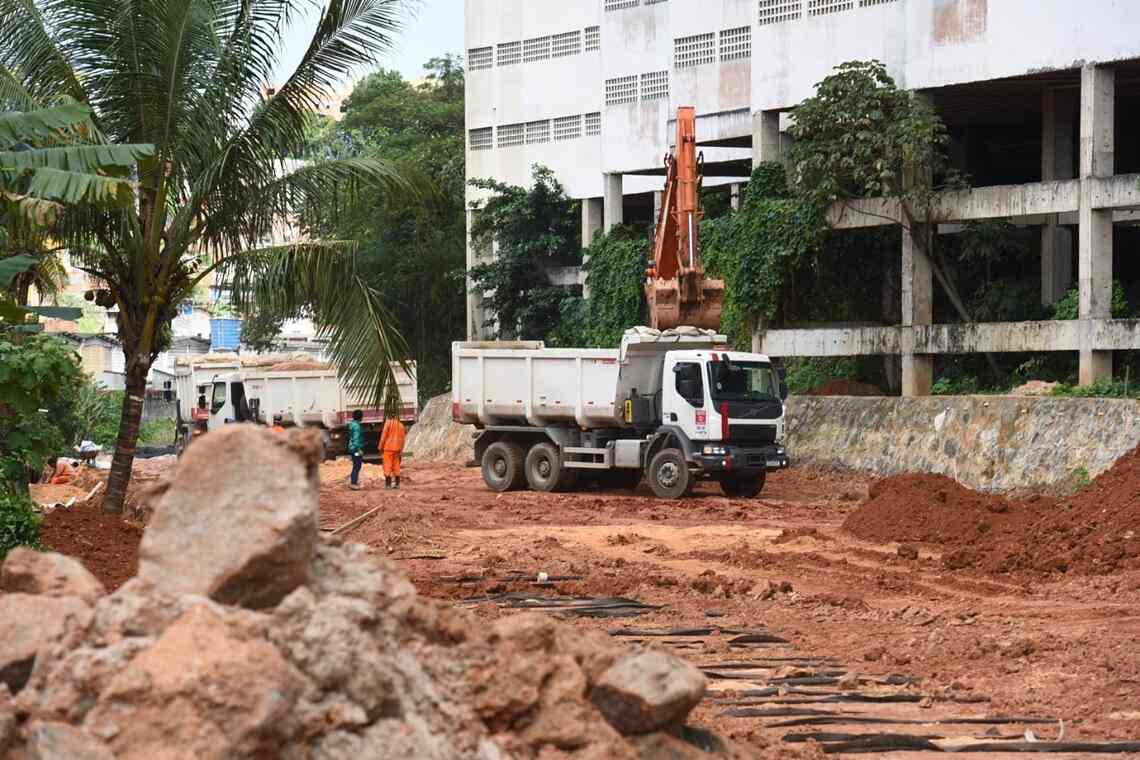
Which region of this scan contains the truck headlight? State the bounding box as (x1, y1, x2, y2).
(702, 445, 727, 455)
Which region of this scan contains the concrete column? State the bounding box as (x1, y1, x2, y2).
(1041, 89, 1075, 305)
(901, 224, 933, 397)
(465, 209, 486, 340)
(603, 173, 623, 232)
(730, 183, 742, 211)
(1078, 65, 1114, 384)
(581, 197, 603, 298)
(751, 110, 782, 167)
(652, 190, 664, 222)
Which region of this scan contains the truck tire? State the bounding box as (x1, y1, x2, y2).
(525, 442, 577, 492)
(482, 441, 527, 492)
(648, 448, 692, 499)
(719, 472, 766, 498)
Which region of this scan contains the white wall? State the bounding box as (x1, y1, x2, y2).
(751, 0, 1140, 111)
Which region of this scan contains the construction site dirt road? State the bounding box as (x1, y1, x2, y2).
(316, 458, 1140, 754)
(35, 450, 1140, 756)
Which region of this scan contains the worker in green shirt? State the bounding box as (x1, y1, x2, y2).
(347, 409, 364, 490)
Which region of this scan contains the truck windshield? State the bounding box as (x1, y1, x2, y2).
(707, 361, 780, 402)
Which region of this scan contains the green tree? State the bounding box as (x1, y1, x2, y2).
(468, 165, 581, 341)
(1, 0, 413, 512)
(0, 334, 84, 495)
(304, 57, 466, 400)
(788, 60, 1003, 379)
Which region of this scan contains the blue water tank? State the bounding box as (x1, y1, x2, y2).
(210, 318, 242, 351)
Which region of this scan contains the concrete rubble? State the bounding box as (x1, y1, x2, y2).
(0, 424, 739, 759)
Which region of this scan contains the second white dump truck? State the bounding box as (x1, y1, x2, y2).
(452, 327, 788, 499)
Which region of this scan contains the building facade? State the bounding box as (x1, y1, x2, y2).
(464, 0, 1140, 394)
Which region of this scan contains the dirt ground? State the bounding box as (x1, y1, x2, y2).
(41, 455, 1139, 755)
(319, 459, 1140, 754)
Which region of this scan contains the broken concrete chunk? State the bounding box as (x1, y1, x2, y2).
(26, 720, 116, 760)
(0, 594, 91, 693)
(2, 548, 106, 604)
(590, 650, 707, 735)
(137, 424, 321, 609)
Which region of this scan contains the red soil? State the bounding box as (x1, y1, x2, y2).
(844, 447, 1140, 575)
(40, 499, 143, 591)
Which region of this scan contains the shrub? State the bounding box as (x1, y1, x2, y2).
(0, 491, 42, 560)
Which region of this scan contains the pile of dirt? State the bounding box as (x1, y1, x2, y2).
(1010, 380, 1060, 396)
(802, 380, 884, 397)
(27, 484, 87, 506)
(844, 447, 1140, 574)
(39, 501, 142, 591)
(0, 425, 744, 759)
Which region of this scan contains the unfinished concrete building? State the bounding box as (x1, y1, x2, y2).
(463, 0, 1140, 394)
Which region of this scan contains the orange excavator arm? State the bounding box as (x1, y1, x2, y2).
(644, 106, 725, 330)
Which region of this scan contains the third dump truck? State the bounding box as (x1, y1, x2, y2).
(452, 328, 788, 499)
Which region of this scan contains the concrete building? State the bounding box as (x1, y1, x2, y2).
(464, 0, 1140, 394)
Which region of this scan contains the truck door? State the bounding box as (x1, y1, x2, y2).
(664, 360, 707, 440)
(208, 381, 229, 432)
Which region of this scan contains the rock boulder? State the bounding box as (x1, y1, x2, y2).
(137, 425, 321, 609)
(590, 650, 707, 735)
(0, 595, 91, 693)
(2, 548, 105, 604)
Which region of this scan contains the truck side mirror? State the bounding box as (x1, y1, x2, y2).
(780, 381, 789, 400)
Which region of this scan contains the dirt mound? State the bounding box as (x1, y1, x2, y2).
(2, 424, 744, 759)
(28, 484, 87, 505)
(803, 379, 884, 396)
(1010, 380, 1059, 396)
(39, 501, 142, 591)
(844, 447, 1140, 575)
(267, 360, 332, 372)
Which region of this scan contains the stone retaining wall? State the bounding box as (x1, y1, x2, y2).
(407, 392, 1140, 493)
(785, 395, 1140, 493)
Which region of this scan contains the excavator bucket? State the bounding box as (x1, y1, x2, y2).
(646, 276, 725, 330)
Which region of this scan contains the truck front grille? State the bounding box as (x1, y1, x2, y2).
(728, 424, 776, 445)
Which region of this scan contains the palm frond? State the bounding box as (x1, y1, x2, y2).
(0, 103, 91, 145)
(0, 254, 37, 288)
(1, 143, 153, 171)
(0, 65, 39, 110)
(0, 0, 88, 105)
(24, 167, 136, 205)
(215, 240, 410, 406)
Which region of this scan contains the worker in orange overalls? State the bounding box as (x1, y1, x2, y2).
(379, 415, 407, 490)
(46, 457, 76, 485)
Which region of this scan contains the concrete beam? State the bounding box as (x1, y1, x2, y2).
(603, 173, 623, 232)
(1078, 64, 1114, 385)
(752, 110, 782, 167)
(824, 174, 1140, 230)
(759, 319, 1140, 358)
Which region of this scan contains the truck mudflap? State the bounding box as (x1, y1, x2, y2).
(693, 443, 788, 473)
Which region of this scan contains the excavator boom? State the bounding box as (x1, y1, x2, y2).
(644, 106, 725, 330)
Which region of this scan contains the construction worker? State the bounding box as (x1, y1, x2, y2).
(270, 414, 286, 434)
(347, 409, 365, 491)
(46, 457, 76, 485)
(380, 415, 406, 490)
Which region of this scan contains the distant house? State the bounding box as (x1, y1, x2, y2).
(54, 334, 125, 389)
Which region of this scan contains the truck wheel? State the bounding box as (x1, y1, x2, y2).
(648, 448, 692, 499)
(525, 442, 577, 492)
(482, 442, 526, 492)
(719, 472, 766, 498)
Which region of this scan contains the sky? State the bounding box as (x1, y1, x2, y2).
(278, 0, 465, 88)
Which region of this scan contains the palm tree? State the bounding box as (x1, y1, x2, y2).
(2, 102, 152, 322)
(1, 0, 411, 512)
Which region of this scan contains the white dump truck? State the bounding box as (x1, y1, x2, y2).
(174, 354, 417, 459)
(452, 328, 788, 499)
